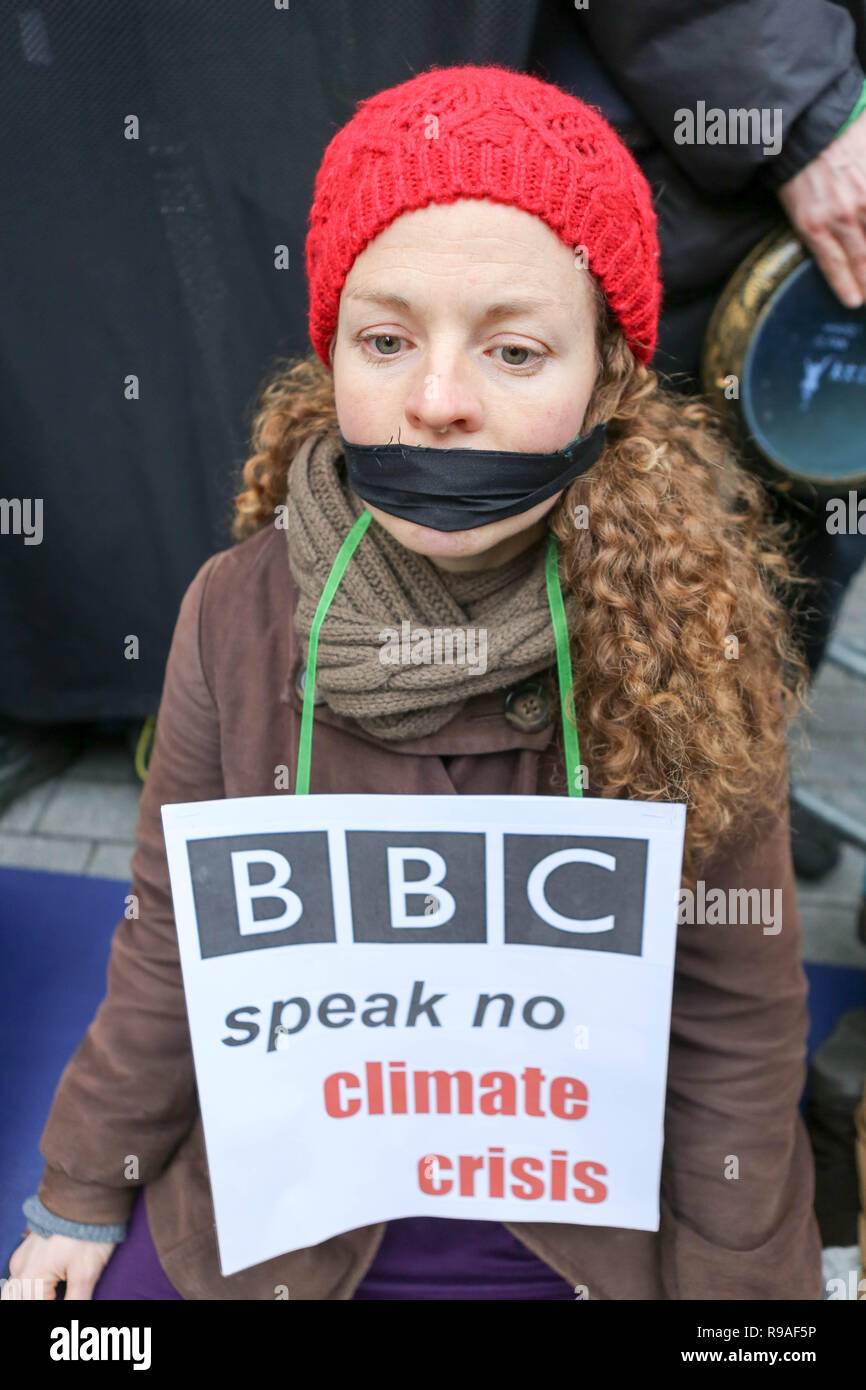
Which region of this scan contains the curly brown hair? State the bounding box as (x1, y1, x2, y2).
(232, 286, 814, 888)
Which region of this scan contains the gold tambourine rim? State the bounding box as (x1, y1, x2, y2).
(701, 226, 866, 490)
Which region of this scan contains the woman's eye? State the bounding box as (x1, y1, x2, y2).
(363, 334, 404, 356)
(494, 344, 542, 368)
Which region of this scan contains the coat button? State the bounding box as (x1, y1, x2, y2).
(295, 663, 326, 706)
(503, 679, 553, 733)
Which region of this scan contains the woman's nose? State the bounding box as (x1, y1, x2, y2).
(405, 364, 483, 435)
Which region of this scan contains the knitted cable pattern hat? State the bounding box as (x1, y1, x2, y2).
(306, 63, 661, 367)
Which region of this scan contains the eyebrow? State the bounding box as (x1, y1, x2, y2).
(343, 290, 562, 323)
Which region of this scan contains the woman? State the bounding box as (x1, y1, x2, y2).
(7, 64, 821, 1300)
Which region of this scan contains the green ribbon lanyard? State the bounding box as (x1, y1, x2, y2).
(295, 513, 582, 798)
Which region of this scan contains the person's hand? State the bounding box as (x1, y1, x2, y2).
(778, 108, 866, 308)
(1, 1230, 116, 1300)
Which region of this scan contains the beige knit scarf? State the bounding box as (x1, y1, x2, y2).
(284, 430, 577, 741)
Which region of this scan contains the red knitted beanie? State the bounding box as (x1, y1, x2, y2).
(305, 63, 661, 368)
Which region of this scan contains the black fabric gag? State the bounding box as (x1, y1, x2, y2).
(339, 421, 609, 531)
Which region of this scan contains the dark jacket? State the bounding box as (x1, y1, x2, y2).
(532, 0, 866, 378)
(31, 476, 822, 1299)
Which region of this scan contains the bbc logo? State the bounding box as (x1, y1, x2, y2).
(186, 830, 649, 960)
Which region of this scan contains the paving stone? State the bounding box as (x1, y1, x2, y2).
(0, 779, 57, 833)
(37, 781, 142, 841)
(86, 842, 136, 882)
(0, 833, 92, 873)
(799, 785, 866, 830)
(800, 905, 866, 969)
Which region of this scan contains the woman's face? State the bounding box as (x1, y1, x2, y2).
(331, 199, 598, 571)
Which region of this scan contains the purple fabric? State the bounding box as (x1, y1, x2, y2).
(354, 1217, 577, 1300)
(91, 1190, 183, 1301)
(89, 1190, 576, 1300)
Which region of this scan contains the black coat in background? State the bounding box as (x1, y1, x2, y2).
(1, 0, 862, 719)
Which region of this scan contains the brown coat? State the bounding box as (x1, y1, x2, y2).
(35, 518, 823, 1299)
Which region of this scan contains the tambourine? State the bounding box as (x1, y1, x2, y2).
(701, 226, 866, 498)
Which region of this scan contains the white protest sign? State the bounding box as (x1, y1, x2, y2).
(161, 793, 686, 1276)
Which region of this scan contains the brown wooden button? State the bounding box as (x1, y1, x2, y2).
(295, 663, 326, 706)
(503, 679, 552, 732)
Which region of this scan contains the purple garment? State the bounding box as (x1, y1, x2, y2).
(90, 1190, 576, 1300)
(91, 1191, 182, 1300)
(354, 1217, 577, 1300)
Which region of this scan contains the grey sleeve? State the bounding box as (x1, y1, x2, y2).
(22, 1194, 128, 1243)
